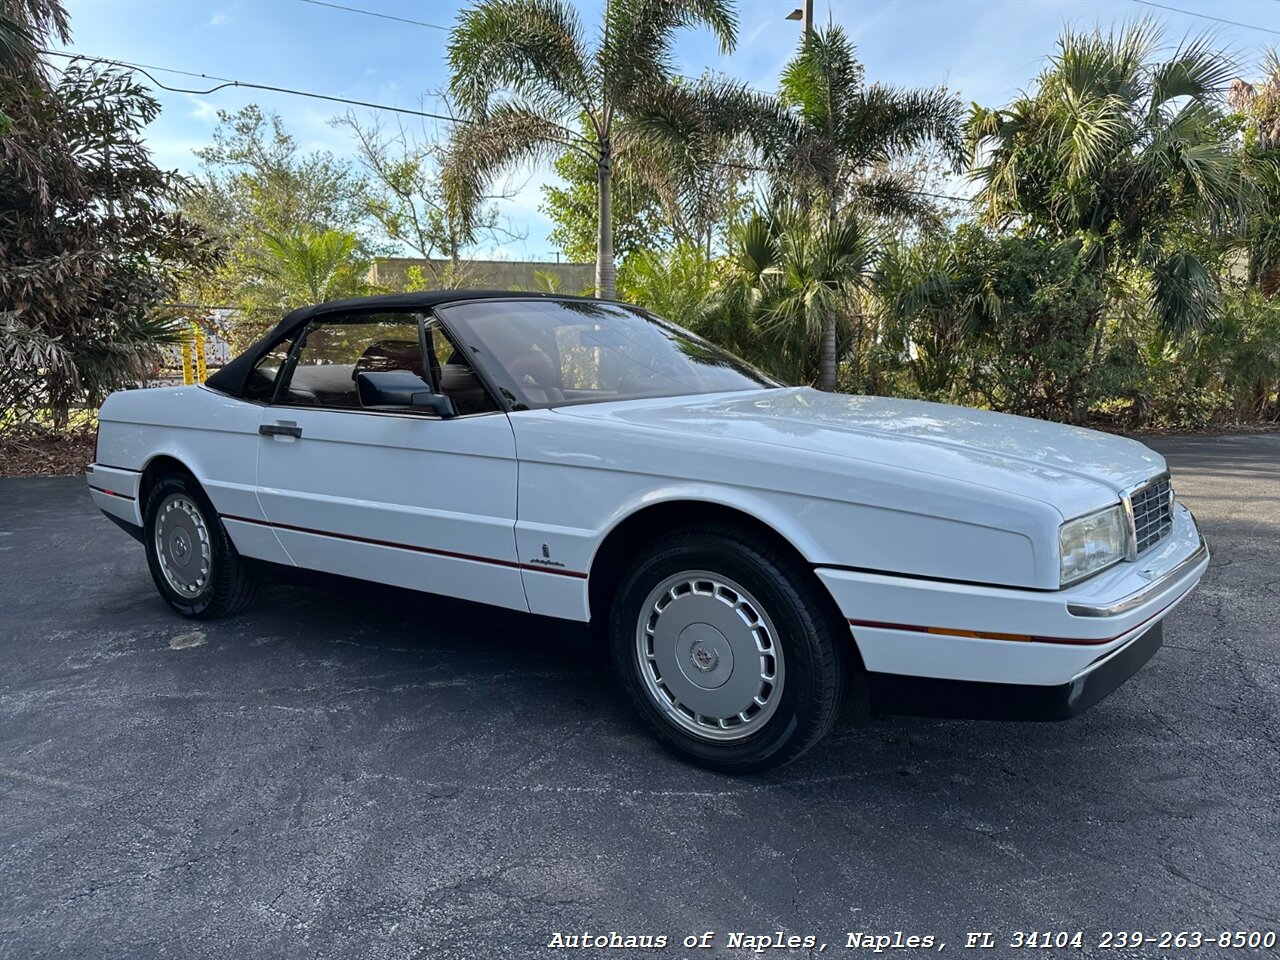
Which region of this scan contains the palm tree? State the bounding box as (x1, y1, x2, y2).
(765, 25, 961, 389)
(618, 240, 718, 326)
(443, 0, 737, 300)
(967, 21, 1244, 338)
(703, 204, 878, 385)
(1232, 52, 1280, 298)
(0, 0, 68, 74)
(1247, 160, 1280, 298)
(0, 0, 69, 132)
(255, 229, 370, 309)
(874, 232, 985, 398)
(0, 10, 35, 75)
(776, 25, 962, 224)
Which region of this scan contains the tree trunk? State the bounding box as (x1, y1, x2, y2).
(817, 313, 837, 391)
(595, 146, 616, 300)
(816, 190, 840, 392)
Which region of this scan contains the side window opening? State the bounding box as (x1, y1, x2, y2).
(276, 313, 425, 410)
(244, 338, 293, 402)
(427, 322, 501, 416)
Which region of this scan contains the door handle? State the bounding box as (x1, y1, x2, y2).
(259, 423, 302, 438)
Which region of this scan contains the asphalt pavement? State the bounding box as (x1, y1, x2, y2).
(1, 434, 1277, 959)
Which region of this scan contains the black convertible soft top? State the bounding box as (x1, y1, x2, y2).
(204, 290, 590, 399)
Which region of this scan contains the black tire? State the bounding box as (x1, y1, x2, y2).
(608, 525, 849, 773)
(143, 472, 258, 619)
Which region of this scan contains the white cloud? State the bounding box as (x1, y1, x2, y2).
(207, 12, 227, 27)
(740, 15, 773, 50)
(845, 0, 902, 44)
(187, 96, 218, 122)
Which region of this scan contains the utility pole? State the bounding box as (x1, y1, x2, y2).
(786, 0, 814, 37)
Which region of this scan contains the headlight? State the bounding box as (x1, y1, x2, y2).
(1060, 504, 1128, 586)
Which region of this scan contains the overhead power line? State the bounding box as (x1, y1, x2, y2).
(295, 0, 1280, 40)
(292, 0, 1280, 48)
(1129, 0, 1280, 35)
(41, 47, 975, 205)
(40, 49, 469, 125)
(297, 0, 448, 32)
(289, 0, 779, 97)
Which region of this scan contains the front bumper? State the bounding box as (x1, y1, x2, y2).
(868, 621, 1164, 720)
(816, 502, 1206, 711)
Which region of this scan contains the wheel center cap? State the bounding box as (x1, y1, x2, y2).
(173, 533, 188, 558)
(675, 623, 734, 690)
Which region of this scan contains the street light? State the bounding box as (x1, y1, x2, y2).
(786, 0, 813, 37)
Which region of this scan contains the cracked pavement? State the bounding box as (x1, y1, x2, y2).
(1, 433, 1277, 958)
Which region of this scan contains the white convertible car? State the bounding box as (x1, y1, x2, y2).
(89, 292, 1208, 771)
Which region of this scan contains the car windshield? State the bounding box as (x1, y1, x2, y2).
(436, 298, 781, 410)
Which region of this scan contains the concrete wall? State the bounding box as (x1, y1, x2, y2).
(368, 258, 595, 295)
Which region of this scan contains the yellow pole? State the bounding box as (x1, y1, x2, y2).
(193, 323, 207, 382)
(181, 336, 194, 385)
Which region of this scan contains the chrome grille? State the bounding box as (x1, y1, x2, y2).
(1129, 476, 1173, 554)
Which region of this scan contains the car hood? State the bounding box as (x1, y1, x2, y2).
(551, 387, 1165, 514)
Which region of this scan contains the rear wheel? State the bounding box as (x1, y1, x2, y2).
(143, 473, 258, 619)
(608, 526, 848, 773)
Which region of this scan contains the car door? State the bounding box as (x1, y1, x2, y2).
(254, 309, 528, 612)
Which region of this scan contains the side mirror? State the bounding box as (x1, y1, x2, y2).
(356, 370, 456, 418)
(409, 391, 457, 418)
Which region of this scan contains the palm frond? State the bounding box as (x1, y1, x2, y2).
(0, 9, 36, 71)
(632, 74, 792, 153)
(753, 206, 877, 343)
(779, 23, 864, 133)
(602, 0, 737, 108)
(448, 0, 593, 120)
(776, 24, 962, 221)
(443, 103, 583, 237)
(1150, 249, 1217, 337)
(1248, 158, 1280, 295)
(0, 313, 74, 389)
(734, 212, 781, 281)
(1149, 33, 1236, 114)
(0, 0, 70, 72)
(1175, 141, 1244, 221)
(621, 75, 779, 225)
(257, 229, 367, 305)
(1059, 92, 1132, 180)
(842, 83, 964, 171)
(1140, 100, 1244, 224)
(850, 171, 939, 225)
(1052, 20, 1157, 106)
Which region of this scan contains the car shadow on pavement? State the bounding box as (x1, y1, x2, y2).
(255, 565, 601, 670)
(197, 565, 1177, 789)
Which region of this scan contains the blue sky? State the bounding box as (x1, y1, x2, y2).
(56, 0, 1280, 260)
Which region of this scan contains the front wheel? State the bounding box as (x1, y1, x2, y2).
(143, 472, 258, 619)
(608, 526, 848, 773)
